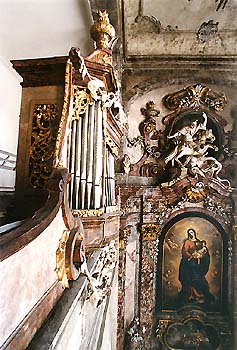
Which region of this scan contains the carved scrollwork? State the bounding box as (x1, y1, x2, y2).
(72, 208, 104, 217)
(163, 84, 227, 112)
(162, 317, 221, 349)
(139, 100, 161, 139)
(55, 228, 84, 288)
(140, 161, 163, 177)
(72, 86, 93, 119)
(29, 103, 59, 188)
(156, 320, 169, 340)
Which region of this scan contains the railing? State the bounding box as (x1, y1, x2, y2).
(0, 150, 16, 170)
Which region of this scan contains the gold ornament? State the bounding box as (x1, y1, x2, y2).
(141, 223, 160, 241)
(90, 10, 116, 49)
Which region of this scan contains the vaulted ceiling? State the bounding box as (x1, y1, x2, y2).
(123, 0, 237, 59)
(1, 0, 236, 63)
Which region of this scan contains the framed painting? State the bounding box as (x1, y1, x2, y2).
(158, 216, 226, 312)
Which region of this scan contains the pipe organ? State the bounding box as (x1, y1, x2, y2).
(56, 47, 125, 215)
(12, 11, 125, 219)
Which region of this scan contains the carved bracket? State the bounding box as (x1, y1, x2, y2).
(56, 227, 84, 288)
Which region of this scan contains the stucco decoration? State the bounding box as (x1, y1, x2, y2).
(162, 84, 227, 114)
(126, 85, 232, 191)
(197, 20, 219, 43)
(82, 240, 118, 307)
(123, 0, 237, 57)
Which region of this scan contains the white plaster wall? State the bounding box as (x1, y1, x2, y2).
(0, 57, 22, 190)
(0, 208, 65, 346)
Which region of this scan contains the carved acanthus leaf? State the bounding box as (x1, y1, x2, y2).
(163, 84, 227, 112)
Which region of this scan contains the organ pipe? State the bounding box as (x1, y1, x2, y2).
(79, 106, 89, 209)
(74, 117, 82, 209)
(86, 103, 95, 209)
(67, 97, 117, 211)
(93, 101, 103, 209)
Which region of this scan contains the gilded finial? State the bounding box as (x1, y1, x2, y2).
(90, 10, 116, 50)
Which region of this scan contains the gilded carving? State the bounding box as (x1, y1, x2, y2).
(72, 208, 104, 217)
(55, 228, 84, 288)
(141, 223, 160, 241)
(69, 47, 106, 101)
(185, 182, 209, 202)
(86, 50, 112, 66)
(54, 59, 72, 166)
(72, 86, 93, 119)
(163, 84, 227, 112)
(90, 10, 116, 50)
(156, 320, 169, 340)
(56, 230, 71, 288)
(30, 103, 59, 188)
(119, 227, 131, 250)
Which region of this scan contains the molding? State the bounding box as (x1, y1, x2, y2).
(123, 55, 237, 70)
(11, 56, 67, 87)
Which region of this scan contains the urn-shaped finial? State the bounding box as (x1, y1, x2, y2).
(90, 10, 116, 49)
